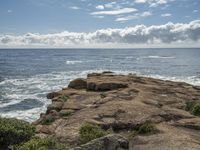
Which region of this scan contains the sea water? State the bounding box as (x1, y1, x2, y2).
(0, 48, 200, 122)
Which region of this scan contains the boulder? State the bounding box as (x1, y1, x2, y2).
(47, 92, 61, 99)
(75, 134, 129, 150)
(68, 78, 87, 89)
(47, 102, 63, 113)
(87, 82, 128, 91)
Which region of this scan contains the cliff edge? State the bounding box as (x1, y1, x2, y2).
(33, 72, 200, 150)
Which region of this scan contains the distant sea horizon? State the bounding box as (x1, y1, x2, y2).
(0, 48, 200, 122)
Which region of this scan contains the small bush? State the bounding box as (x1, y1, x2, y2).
(59, 95, 69, 102)
(192, 103, 200, 116)
(15, 137, 65, 150)
(0, 117, 35, 149)
(100, 93, 107, 98)
(185, 101, 200, 116)
(41, 116, 55, 125)
(79, 123, 106, 144)
(135, 122, 157, 134)
(185, 101, 196, 111)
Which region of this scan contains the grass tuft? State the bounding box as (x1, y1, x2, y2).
(59, 95, 69, 102)
(41, 116, 55, 125)
(100, 93, 107, 98)
(185, 101, 196, 111)
(79, 123, 106, 144)
(137, 122, 156, 134)
(192, 103, 200, 116)
(185, 101, 200, 116)
(14, 137, 65, 150)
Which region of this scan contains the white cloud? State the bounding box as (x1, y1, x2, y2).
(135, 0, 146, 3)
(96, 5, 104, 10)
(116, 11, 152, 22)
(134, 0, 169, 7)
(141, 11, 152, 17)
(1, 20, 200, 48)
(91, 8, 138, 15)
(149, 0, 167, 7)
(69, 6, 80, 10)
(94, 16, 104, 19)
(193, 10, 198, 13)
(161, 13, 171, 17)
(104, 2, 117, 9)
(7, 10, 12, 13)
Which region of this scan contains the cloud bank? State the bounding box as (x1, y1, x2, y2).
(1, 20, 200, 48)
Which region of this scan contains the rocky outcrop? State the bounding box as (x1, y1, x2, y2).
(75, 134, 129, 150)
(46, 92, 61, 99)
(34, 73, 200, 150)
(174, 117, 200, 130)
(87, 74, 128, 91)
(68, 78, 87, 89)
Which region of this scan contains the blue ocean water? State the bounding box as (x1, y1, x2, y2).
(0, 48, 200, 122)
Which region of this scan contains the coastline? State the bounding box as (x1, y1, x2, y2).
(31, 72, 200, 149)
(1, 48, 200, 122)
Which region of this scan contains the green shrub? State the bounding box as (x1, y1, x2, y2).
(100, 93, 107, 98)
(15, 137, 65, 150)
(59, 95, 69, 102)
(192, 103, 200, 116)
(40, 116, 55, 125)
(135, 122, 157, 134)
(185, 101, 196, 111)
(0, 117, 35, 149)
(79, 123, 106, 144)
(185, 101, 200, 116)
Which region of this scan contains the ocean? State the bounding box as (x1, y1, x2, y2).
(0, 48, 200, 122)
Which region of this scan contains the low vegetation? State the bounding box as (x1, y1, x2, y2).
(0, 117, 35, 149)
(185, 101, 196, 111)
(79, 123, 107, 144)
(185, 101, 200, 116)
(129, 121, 157, 136)
(192, 103, 200, 116)
(14, 137, 65, 150)
(59, 95, 69, 102)
(40, 116, 55, 125)
(100, 93, 107, 98)
(137, 122, 157, 134)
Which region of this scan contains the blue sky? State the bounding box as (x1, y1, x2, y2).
(0, 0, 200, 48)
(0, 0, 199, 34)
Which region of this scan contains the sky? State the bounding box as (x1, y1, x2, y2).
(0, 0, 200, 48)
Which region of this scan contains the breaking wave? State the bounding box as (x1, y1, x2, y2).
(66, 60, 83, 65)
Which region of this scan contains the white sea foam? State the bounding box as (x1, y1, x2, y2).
(66, 60, 83, 65)
(125, 56, 135, 59)
(148, 56, 175, 59)
(0, 69, 199, 122)
(136, 55, 175, 60)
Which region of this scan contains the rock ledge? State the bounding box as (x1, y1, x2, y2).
(34, 73, 200, 150)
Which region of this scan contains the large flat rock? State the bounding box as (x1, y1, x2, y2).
(34, 73, 200, 149)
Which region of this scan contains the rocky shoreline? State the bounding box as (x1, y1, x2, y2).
(32, 72, 200, 149)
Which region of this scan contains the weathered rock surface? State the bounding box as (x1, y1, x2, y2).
(74, 134, 129, 150)
(174, 117, 200, 130)
(68, 78, 87, 89)
(34, 73, 200, 150)
(46, 91, 61, 99)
